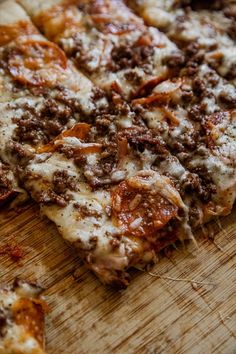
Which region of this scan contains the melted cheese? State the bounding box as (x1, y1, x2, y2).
(169, 9, 234, 48)
(127, 170, 186, 209)
(132, 0, 177, 28)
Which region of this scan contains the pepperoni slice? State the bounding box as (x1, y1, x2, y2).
(37, 123, 91, 153)
(111, 180, 178, 237)
(8, 40, 67, 86)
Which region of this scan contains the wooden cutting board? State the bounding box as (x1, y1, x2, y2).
(0, 203, 235, 354)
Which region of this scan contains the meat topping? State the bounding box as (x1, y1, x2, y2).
(109, 39, 154, 72)
(52, 170, 77, 194)
(13, 99, 73, 146)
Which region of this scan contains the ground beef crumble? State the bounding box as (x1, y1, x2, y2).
(34, 170, 77, 207)
(12, 99, 73, 146)
(109, 39, 154, 72)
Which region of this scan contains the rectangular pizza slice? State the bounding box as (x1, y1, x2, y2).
(21, 113, 208, 287)
(0, 0, 109, 204)
(132, 64, 236, 227)
(18, 0, 184, 100)
(0, 279, 47, 354)
(129, 0, 236, 86)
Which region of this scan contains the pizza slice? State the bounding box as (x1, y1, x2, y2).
(21, 113, 212, 287)
(132, 64, 236, 227)
(129, 0, 236, 86)
(18, 0, 183, 100)
(0, 278, 47, 354)
(0, 0, 109, 203)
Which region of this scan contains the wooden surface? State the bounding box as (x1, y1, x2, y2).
(0, 202, 236, 354)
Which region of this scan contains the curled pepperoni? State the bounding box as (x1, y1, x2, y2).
(37, 123, 91, 153)
(8, 40, 67, 86)
(111, 180, 178, 237)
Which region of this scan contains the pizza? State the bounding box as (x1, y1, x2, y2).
(129, 0, 236, 86)
(0, 0, 234, 287)
(0, 1, 235, 350)
(18, 0, 184, 100)
(0, 278, 47, 354)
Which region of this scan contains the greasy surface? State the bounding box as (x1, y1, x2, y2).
(0, 203, 235, 354)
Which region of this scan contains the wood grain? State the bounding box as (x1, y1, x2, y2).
(0, 203, 236, 354)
